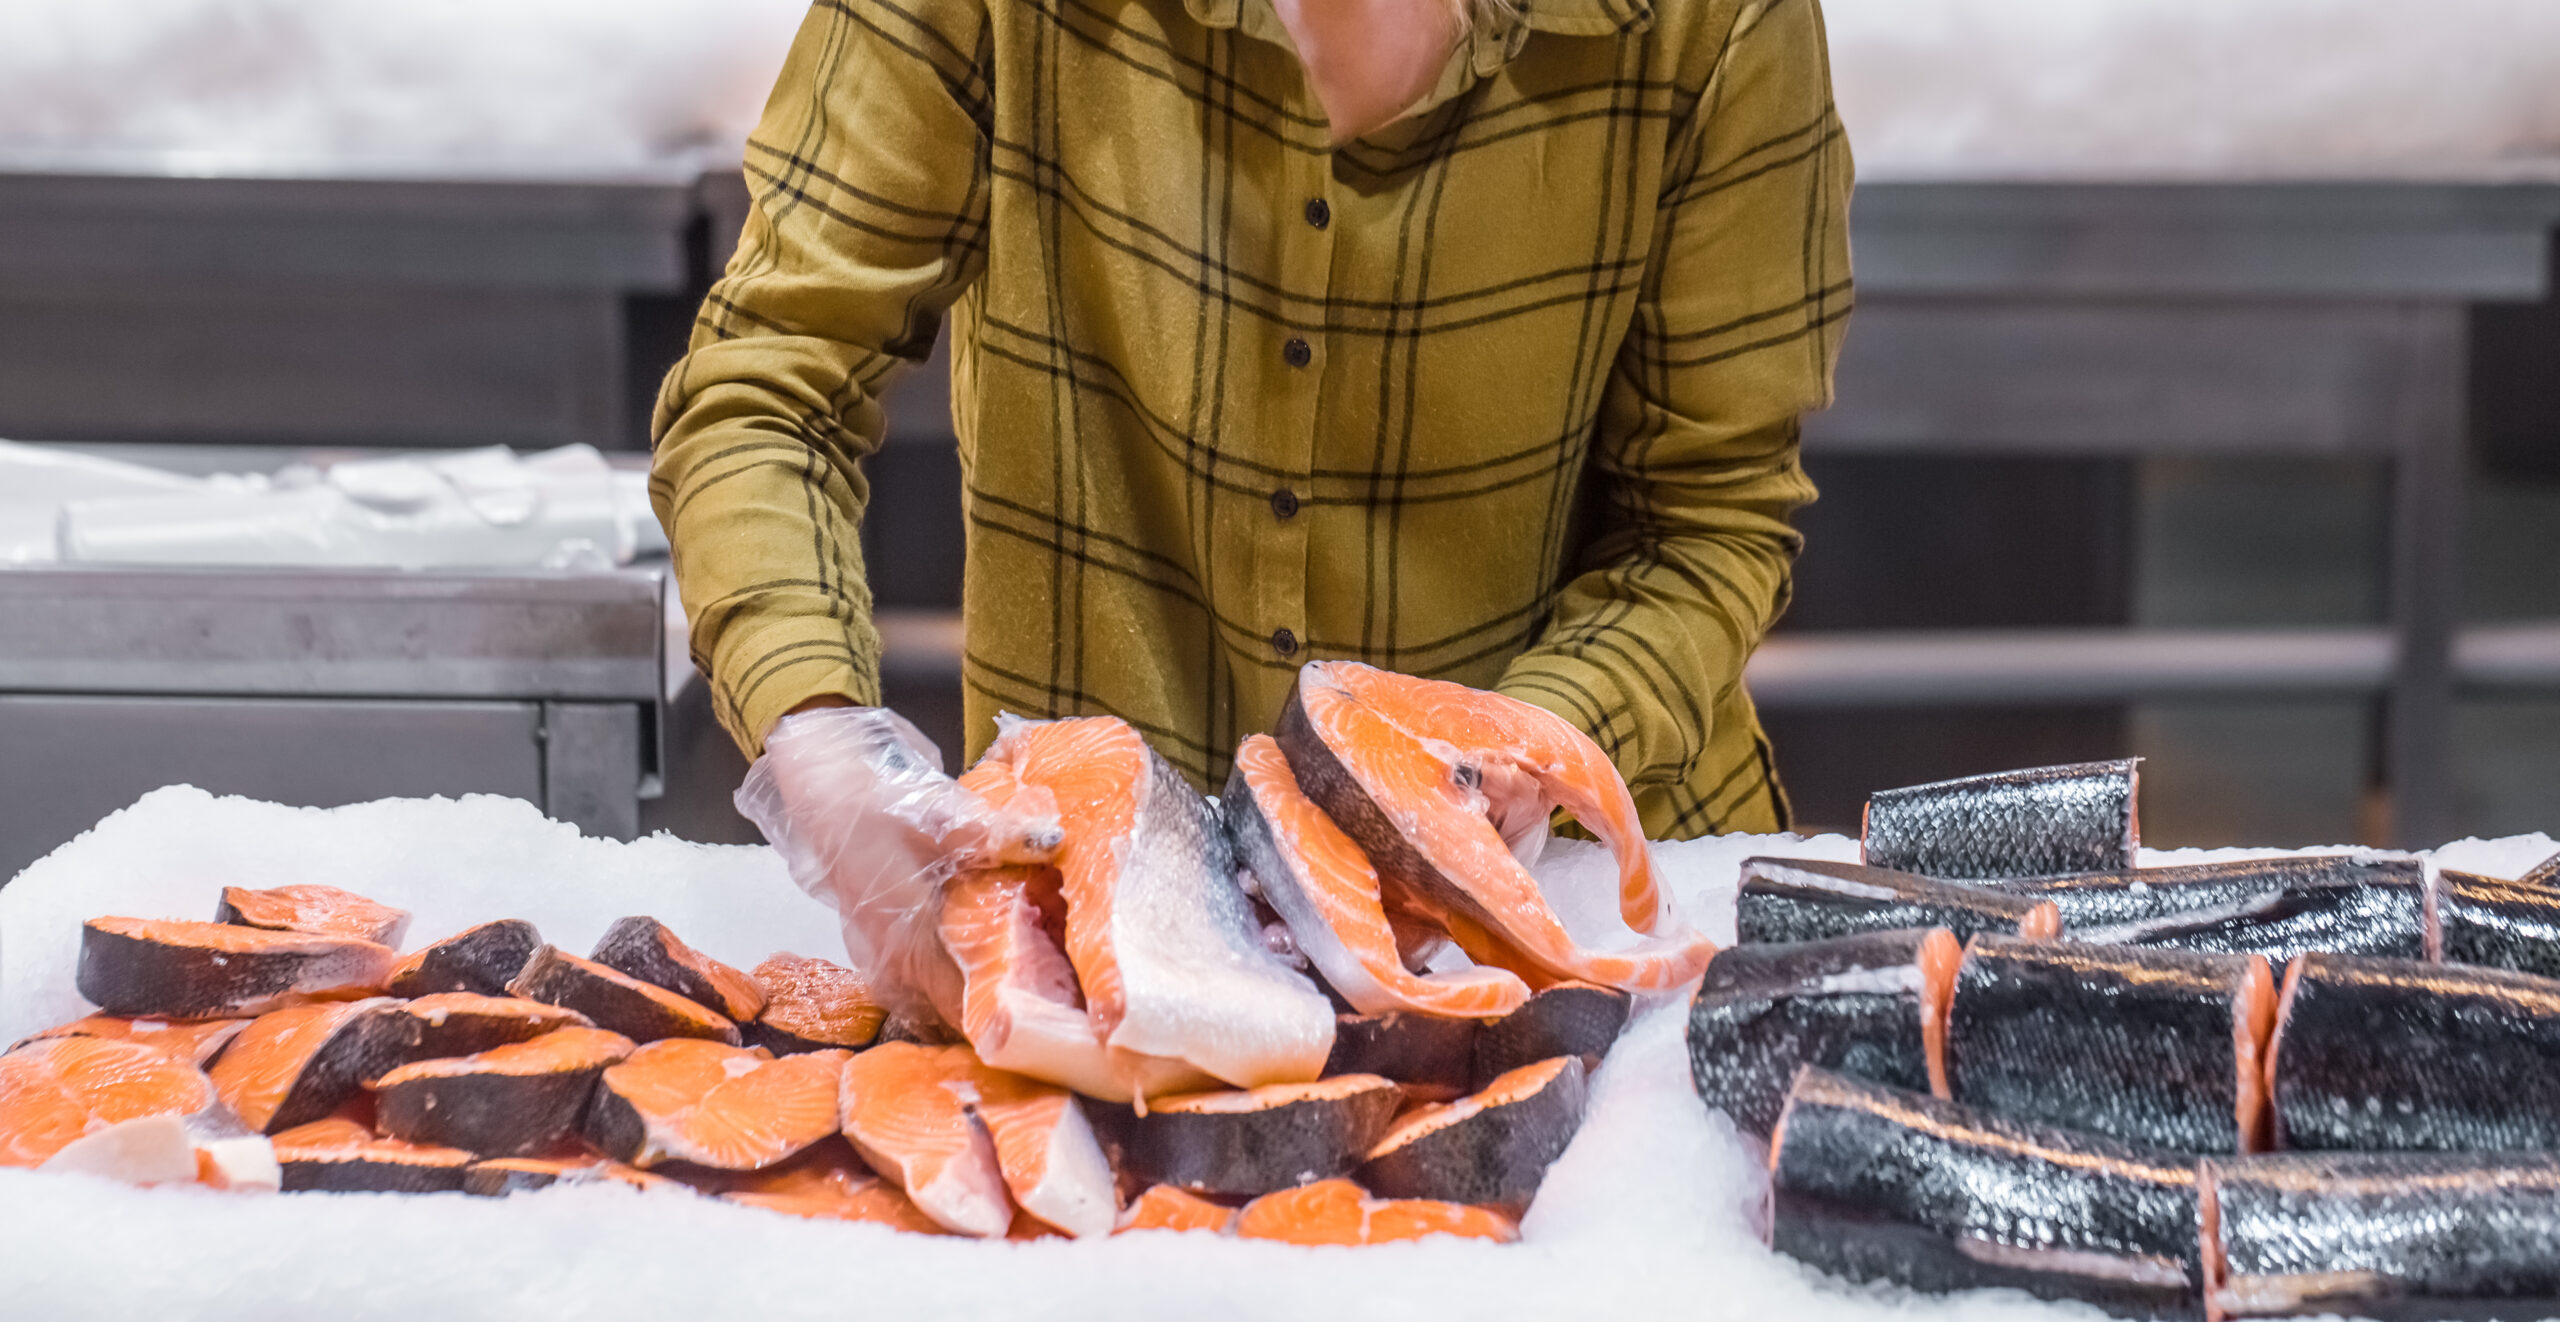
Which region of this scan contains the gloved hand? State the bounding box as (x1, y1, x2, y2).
(734, 704, 1064, 1029)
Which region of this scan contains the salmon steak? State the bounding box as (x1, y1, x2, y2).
(1473, 981, 1631, 1090)
(270, 1116, 473, 1194)
(1359, 1056, 1587, 1213)
(1226, 734, 1532, 1019)
(0, 1036, 218, 1168)
(2434, 868, 2560, 979)
(585, 1038, 845, 1170)
(1095, 1073, 1402, 1198)
(387, 920, 543, 998)
(396, 994, 591, 1060)
(746, 953, 888, 1055)
(1324, 1012, 1480, 1104)
(966, 716, 1333, 1092)
(1273, 661, 1714, 993)
(215, 884, 412, 948)
(937, 864, 1208, 1103)
(1946, 936, 2276, 1155)
(1234, 1178, 1519, 1246)
(590, 917, 766, 1023)
(1989, 856, 2427, 965)
(14, 1014, 250, 1069)
(838, 1042, 1014, 1237)
(717, 1139, 949, 1231)
(1117, 1184, 1238, 1234)
(969, 1066, 1119, 1238)
(209, 998, 422, 1134)
(508, 945, 740, 1046)
(373, 1027, 635, 1157)
(1687, 929, 1961, 1138)
(2266, 953, 2560, 1153)
(78, 916, 397, 1018)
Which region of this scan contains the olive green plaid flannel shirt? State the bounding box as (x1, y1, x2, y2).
(652, 0, 1852, 837)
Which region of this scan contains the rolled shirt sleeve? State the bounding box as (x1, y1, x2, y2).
(649, 0, 994, 755)
(1498, 0, 1852, 835)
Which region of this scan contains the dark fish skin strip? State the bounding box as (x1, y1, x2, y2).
(1736, 856, 2056, 945)
(2525, 850, 2560, 888)
(1987, 856, 2427, 964)
(2269, 953, 2560, 1153)
(1689, 929, 1949, 1138)
(1862, 759, 2138, 881)
(1947, 937, 2266, 1155)
(1771, 1067, 2202, 1321)
(2439, 869, 2560, 979)
(2204, 1151, 2560, 1322)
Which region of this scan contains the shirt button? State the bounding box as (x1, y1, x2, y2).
(1282, 337, 1312, 369)
(1271, 627, 1299, 657)
(1304, 198, 1331, 230)
(1270, 488, 1299, 520)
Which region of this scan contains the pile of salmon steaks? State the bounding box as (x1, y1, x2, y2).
(4, 661, 1719, 1246)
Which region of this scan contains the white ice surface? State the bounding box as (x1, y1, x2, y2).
(3, 1, 2558, 178)
(0, 787, 2554, 1321)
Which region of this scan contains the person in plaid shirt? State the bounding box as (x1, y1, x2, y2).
(653, 0, 1852, 838)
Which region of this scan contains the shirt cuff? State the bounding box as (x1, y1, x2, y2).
(708, 614, 882, 759)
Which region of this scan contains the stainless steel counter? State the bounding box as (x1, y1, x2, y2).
(0, 561, 667, 883)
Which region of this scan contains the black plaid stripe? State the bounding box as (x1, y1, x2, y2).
(650, 0, 1850, 836)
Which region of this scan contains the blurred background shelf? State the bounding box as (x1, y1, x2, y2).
(2, 167, 2557, 856)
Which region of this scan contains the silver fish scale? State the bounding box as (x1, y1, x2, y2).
(1864, 759, 2138, 881)
(2271, 954, 2560, 1154)
(2207, 1152, 2560, 1320)
(1991, 856, 2427, 963)
(1771, 1068, 2201, 1319)
(2441, 868, 2560, 978)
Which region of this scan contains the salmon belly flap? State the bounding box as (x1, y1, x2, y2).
(1273, 661, 1715, 994)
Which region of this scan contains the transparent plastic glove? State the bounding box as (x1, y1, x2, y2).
(734, 706, 1065, 1029)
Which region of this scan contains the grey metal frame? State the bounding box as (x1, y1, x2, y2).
(1799, 181, 2560, 847)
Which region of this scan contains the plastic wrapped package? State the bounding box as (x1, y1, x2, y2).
(54, 444, 667, 570)
(733, 706, 1065, 1030)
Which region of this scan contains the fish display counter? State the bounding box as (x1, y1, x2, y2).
(0, 667, 2556, 1320)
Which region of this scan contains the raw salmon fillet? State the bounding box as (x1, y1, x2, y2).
(1225, 735, 1531, 1019)
(585, 1039, 845, 1170)
(747, 954, 888, 1054)
(966, 716, 1334, 1092)
(1117, 1185, 1238, 1234)
(396, 994, 591, 1059)
(210, 998, 421, 1134)
(508, 946, 740, 1045)
(839, 1043, 1014, 1237)
(78, 917, 397, 1018)
(591, 917, 766, 1022)
(216, 884, 412, 948)
(373, 1027, 635, 1158)
(14, 1014, 250, 1068)
(970, 1066, 1118, 1238)
(387, 920, 543, 998)
(938, 864, 1208, 1103)
(1234, 1178, 1519, 1246)
(0, 1037, 217, 1168)
(1274, 661, 1715, 992)
(270, 1115, 474, 1193)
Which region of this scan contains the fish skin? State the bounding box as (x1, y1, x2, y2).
(1772, 1067, 2202, 1321)
(1357, 1055, 1588, 1213)
(1863, 759, 2140, 881)
(1737, 856, 2060, 945)
(1946, 936, 2270, 1156)
(1224, 735, 1531, 1019)
(2203, 1151, 2560, 1322)
(976, 717, 1334, 1092)
(2523, 850, 2560, 888)
(1987, 856, 2428, 964)
(1273, 663, 1714, 992)
(1689, 929, 1954, 1138)
(2269, 953, 2560, 1154)
(2438, 868, 2560, 979)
